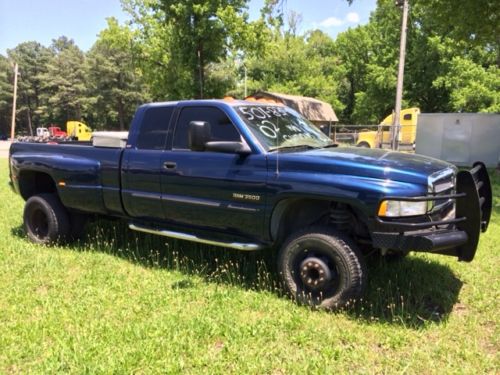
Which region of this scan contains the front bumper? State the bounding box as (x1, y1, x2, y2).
(371, 162, 492, 262)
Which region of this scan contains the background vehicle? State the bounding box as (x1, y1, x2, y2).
(415, 113, 500, 168)
(18, 121, 93, 143)
(36, 127, 50, 138)
(9, 100, 491, 310)
(48, 125, 67, 138)
(67, 121, 92, 141)
(356, 108, 420, 149)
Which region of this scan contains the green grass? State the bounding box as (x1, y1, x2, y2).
(0, 160, 498, 374)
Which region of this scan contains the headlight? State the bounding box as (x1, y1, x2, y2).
(378, 200, 428, 217)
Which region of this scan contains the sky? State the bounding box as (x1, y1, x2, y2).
(0, 0, 377, 55)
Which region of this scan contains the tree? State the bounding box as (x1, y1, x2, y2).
(87, 18, 150, 130)
(245, 30, 344, 113)
(39, 37, 88, 125)
(339, 0, 499, 123)
(415, 0, 499, 56)
(337, 0, 402, 124)
(124, 0, 265, 99)
(6, 42, 53, 134)
(333, 26, 372, 123)
(0, 55, 13, 135)
(433, 56, 499, 112)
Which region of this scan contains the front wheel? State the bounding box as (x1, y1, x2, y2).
(278, 227, 366, 310)
(23, 194, 70, 245)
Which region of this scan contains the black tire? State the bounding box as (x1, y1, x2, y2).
(278, 227, 366, 310)
(23, 194, 70, 245)
(357, 142, 370, 148)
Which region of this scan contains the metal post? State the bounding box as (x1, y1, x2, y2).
(244, 65, 247, 98)
(197, 49, 203, 99)
(10, 62, 18, 141)
(391, 0, 409, 151)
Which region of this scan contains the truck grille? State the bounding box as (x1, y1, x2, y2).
(428, 168, 456, 220)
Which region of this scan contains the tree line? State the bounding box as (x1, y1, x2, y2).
(0, 0, 498, 136)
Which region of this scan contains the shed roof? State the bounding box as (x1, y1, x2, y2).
(247, 91, 339, 122)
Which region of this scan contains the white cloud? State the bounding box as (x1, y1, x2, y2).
(318, 12, 361, 29)
(319, 17, 344, 28)
(346, 12, 360, 23)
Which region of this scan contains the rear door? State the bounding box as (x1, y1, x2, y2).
(122, 105, 174, 219)
(160, 105, 268, 240)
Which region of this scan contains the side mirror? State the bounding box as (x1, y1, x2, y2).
(205, 141, 252, 155)
(188, 121, 211, 151)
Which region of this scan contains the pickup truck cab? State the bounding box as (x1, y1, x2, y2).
(9, 99, 492, 310)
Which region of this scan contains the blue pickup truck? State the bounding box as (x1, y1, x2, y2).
(9, 100, 492, 309)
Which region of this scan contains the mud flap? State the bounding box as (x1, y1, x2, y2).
(455, 162, 492, 262)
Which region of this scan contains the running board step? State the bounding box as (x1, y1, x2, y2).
(129, 223, 263, 251)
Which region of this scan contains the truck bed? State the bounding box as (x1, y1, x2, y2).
(9, 142, 126, 216)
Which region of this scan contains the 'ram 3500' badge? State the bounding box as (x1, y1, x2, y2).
(232, 193, 261, 201)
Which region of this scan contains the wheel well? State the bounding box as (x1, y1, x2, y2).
(18, 171, 57, 201)
(271, 198, 369, 246)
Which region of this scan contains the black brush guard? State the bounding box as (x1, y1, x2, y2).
(372, 162, 492, 262)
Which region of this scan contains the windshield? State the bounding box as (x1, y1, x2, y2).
(235, 105, 333, 151)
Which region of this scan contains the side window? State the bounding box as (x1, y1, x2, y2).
(173, 106, 241, 150)
(403, 114, 412, 121)
(137, 106, 174, 150)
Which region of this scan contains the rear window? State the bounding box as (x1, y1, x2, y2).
(137, 106, 174, 150)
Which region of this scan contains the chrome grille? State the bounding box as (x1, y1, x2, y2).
(428, 168, 456, 216)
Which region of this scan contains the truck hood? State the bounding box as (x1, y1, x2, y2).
(272, 147, 454, 186)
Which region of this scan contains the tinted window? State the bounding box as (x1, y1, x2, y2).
(173, 107, 241, 150)
(403, 114, 412, 121)
(137, 106, 174, 150)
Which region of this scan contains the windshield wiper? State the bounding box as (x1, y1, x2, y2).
(322, 143, 339, 148)
(268, 145, 319, 152)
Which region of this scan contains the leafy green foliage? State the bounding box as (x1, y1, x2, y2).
(124, 0, 260, 99)
(6, 42, 53, 133)
(0, 56, 13, 135)
(0, 0, 498, 133)
(86, 18, 150, 130)
(434, 57, 499, 112)
(38, 37, 88, 125)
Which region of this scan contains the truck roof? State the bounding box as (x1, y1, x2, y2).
(138, 98, 285, 110)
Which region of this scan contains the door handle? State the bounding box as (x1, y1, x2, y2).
(163, 161, 177, 170)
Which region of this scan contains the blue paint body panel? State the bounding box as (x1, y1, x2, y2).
(9, 100, 456, 246)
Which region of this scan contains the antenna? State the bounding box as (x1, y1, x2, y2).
(275, 114, 279, 176)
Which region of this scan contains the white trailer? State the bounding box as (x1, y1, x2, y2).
(415, 113, 500, 168)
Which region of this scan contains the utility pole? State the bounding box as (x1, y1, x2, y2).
(391, 0, 409, 151)
(10, 62, 18, 141)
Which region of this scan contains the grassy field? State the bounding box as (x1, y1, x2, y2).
(0, 160, 498, 374)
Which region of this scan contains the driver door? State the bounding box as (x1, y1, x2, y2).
(160, 105, 268, 240)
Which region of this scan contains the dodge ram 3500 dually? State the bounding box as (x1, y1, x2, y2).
(9, 100, 492, 309)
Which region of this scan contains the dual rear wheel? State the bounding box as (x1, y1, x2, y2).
(23, 194, 87, 245)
